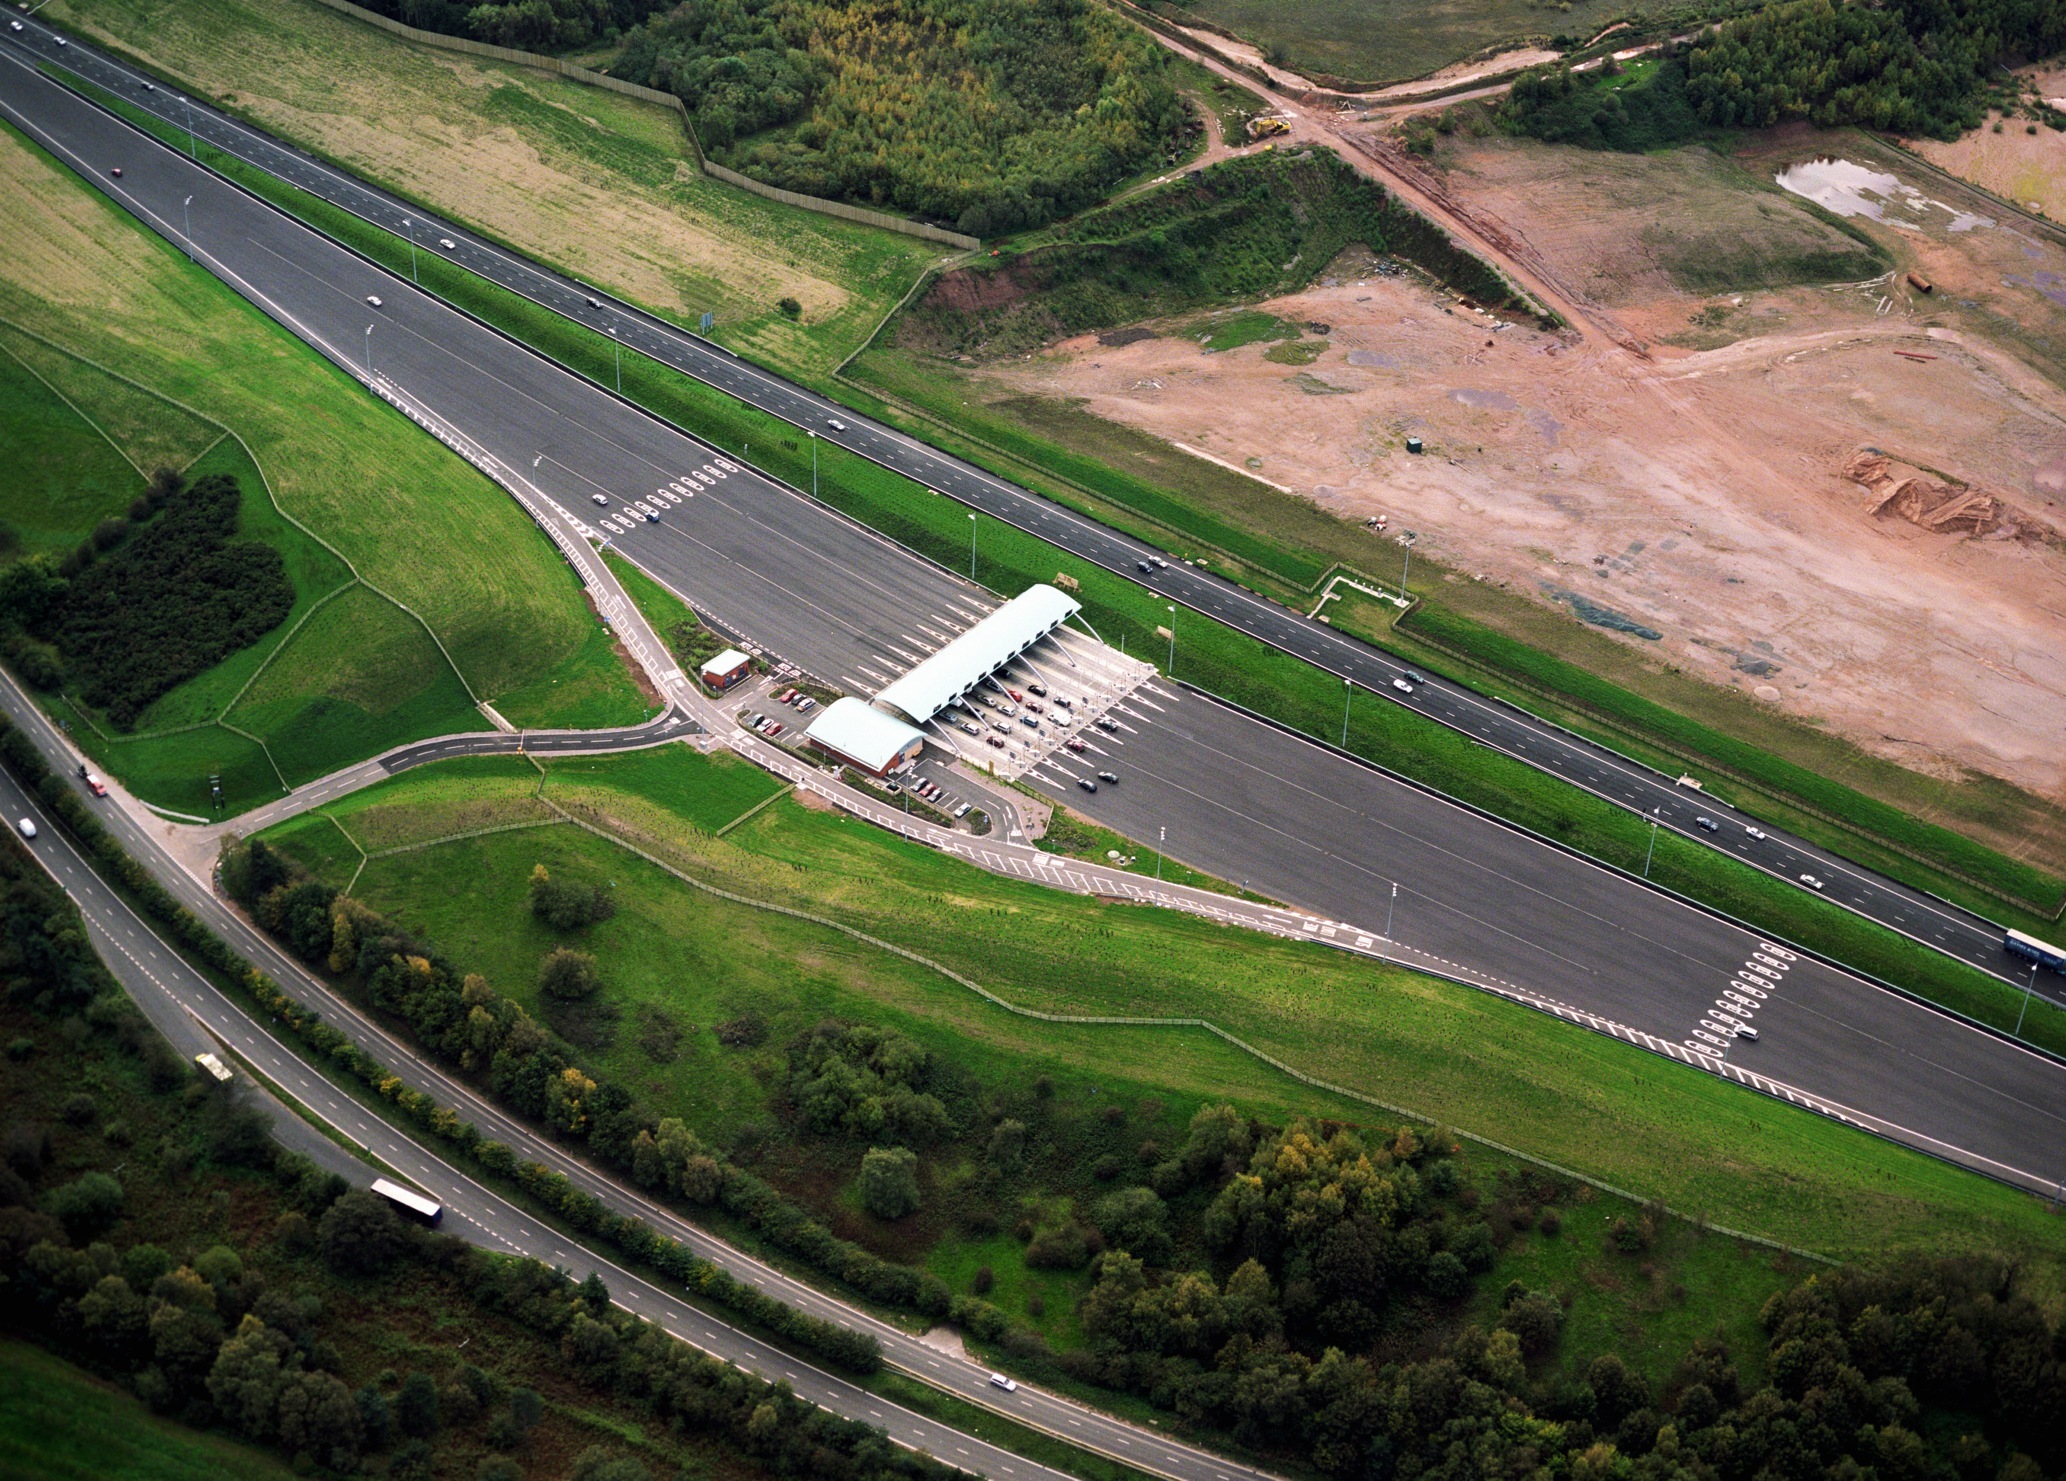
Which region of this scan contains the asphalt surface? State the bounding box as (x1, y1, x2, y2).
(378, 705, 702, 771)
(5, 15, 2043, 993)
(0, 661, 1285, 1481)
(4, 43, 2065, 1195)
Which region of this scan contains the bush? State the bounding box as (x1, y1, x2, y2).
(538, 947, 603, 1001)
(1025, 1223, 1091, 1270)
(857, 1145, 921, 1220)
(319, 1189, 407, 1276)
(1093, 1186, 1172, 1264)
(45, 1170, 123, 1239)
(527, 864, 617, 931)
(777, 296, 802, 320)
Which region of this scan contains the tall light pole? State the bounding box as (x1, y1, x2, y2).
(607, 325, 620, 392)
(181, 193, 193, 262)
(1341, 675, 1352, 747)
(180, 94, 197, 158)
(401, 216, 418, 284)
(1399, 531, 1416, 601)
(1165, 605, 1176, 675)
(809, 431, 818, 499)
(2014, 961, 2039, 1037)
(1381, 881, 1398, 962)
(967, 512, 977, 578)
(1155, 825, 1165, 882)
(1643, 808, 1660, 877)
(363, 323, 374, 374)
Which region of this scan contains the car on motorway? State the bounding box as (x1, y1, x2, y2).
(16, 819, 35, 839)
(142, 81, 154, 91)
(1095, 717, 1117, 732)
(109, 166, 123, 178)
(366, 294, 382, 308)
(1695, 816, 1719, 832)
(585, 296, 599, 308)
(439, 237, 456, 249)
(85, 774, 107, 798)
(1799, 874, 1825, 891)
(1077, 778, 1097, 793)
(1136, 560, 1152, 573)
(1675, 774, 1705, 791)
(1392, 677, 1415, 694)
(1066, 738, 1087, 752)
(1735, 1024, 1759, 1041)
(53, 34, 65, 44)
(1745, 826, 1767, 840)
(826, 417, 848, 432)
(1404, 670, 1425, 685)
(9, 21, 24, 32)
(644, 508, 659, 521)
(989, 1373, 1018, 1393)
(1097, 771, 1118, 784)
(1151, 556, 1168, 568)
(591, 493, 610, 505)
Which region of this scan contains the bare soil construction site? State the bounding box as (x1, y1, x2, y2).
(978, 133, 2066, 800)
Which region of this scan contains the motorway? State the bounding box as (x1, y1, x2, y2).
(4, 43, 2065, 1196)
(2, 16, 2043, 996)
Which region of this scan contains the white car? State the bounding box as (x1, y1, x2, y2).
(1744, 826, 1767, 841)
(591, 493, 610, 506)
(366, 294, 382, 308)
(1391, 677, 1414, 694)
(1734, 1024, 1759, 1041)
(439, 237, 456, 249)
(1799, 873, 1824, 891)
(16, 819, 35, 839)
(826, 417, 848, 432)
(9, 21, 24, 32)
(989, 1373, 1017, 1392)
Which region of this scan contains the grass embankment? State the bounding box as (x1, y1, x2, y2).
(43, 0, 951, 377)
(0, 118, 648, 815)
(0, 1337, 296, 1481)
(55, 69, 2059, 1019)
(258, 748, 2066, 1343)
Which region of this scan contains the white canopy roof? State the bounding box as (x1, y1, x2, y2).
(873, 584, 1080, 724)
(804, 697, 926, 772)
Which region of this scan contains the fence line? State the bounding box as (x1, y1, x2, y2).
(304, 0, 978, 249)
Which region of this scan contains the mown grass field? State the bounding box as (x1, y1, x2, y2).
(0, 1337, 296, 1481)
(45, 0, 951, 377)
(261, 748, 2066, 1316)
(0, 119, 646, 813)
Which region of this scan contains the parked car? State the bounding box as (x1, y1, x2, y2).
(951, 802, 971, 819)
(795, 697, 816, 712)
(765, 722, 783, 737)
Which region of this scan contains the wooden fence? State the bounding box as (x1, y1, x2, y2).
(304, 0, 979, 249)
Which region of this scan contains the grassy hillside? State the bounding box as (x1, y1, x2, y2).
(45, 0, 952, 376)
(0, 119, 646, 814)
(259, 747, 2066, 1289)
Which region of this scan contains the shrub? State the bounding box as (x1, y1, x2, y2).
(527, 864, 617, 931)
(318, 1189, 406, 1276)
(538, 947, 603, 1001)
(45, 1170, 124, 1239)
(1025, 1223, 1091, 1270)
(857, 1146, 921, 1220)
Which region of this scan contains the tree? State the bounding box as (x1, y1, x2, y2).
(395, 1370, 441, 1438)
(356, 1383, 394, 1450)
(570, 1448, 650, 1481)
(987, 1117, 1027, 1173)
(508, 1384, 543, 1434)
(318, 1189, 406, 1276)
(580, 1270, 610, 1315)
(208, 1314, 294, 1438)
(777, 296, 802, 319)
(45, 1170, 123, 1240)
(857, 1145, 921, 1220)
(538, 947, 603, 1001)
(0, 554, 68, 626)
(1094, 1185, 1173, 1264)
(528, 864, 617, 932)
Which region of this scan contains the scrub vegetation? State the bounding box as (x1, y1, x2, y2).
(0, 828, 965, 1481)
(235, 745, 2066, 1481)
(0, 119, 645, 814)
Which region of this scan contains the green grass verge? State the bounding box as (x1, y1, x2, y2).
(0, 1337, 297, 1481)
(0, 337, 154, 557)
(52, 71, 2059, 1032)
(255, 747, 2066, 1368)
(486, 559, 655, 730)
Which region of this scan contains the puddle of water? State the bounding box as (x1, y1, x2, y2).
(1775, 158, 1933, 230)
(2005, 270, 2066, 307)
(1345, 348, 1398, 368)
(1527, 409, 1563, 446)
(1449, 387, 1519, 410)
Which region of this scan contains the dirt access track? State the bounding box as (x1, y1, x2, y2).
(987, 137, 2066, 799)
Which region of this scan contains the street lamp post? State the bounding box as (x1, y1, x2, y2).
(181, 193, 194, 262)
(608, 326, 620, 392)
(968, 512, 977, 579)
(1166, 605, 1176, 675)
(1381, 881, 1398, 962)
(1643, 808, 1660, 877)
(1341, 676, 1352, 747)
(809, 431, 818, 499)
(2015, 961, 2039, 1037)
(1156, 825, 1165, 882)
(181, 94, 197, 158)
(1399, 532, 1416, 602)
(401, 216, 418, 284)
(363, 323, 373, 374)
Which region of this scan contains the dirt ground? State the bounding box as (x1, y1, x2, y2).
(1910, 66, 2066, 224)
(982, 137, 2066, 799)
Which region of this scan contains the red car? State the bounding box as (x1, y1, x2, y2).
(1065, 738, 1087, 753)
(85, 774, 108, 797)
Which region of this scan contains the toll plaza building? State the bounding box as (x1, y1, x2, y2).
(801, 583, 1082, 775)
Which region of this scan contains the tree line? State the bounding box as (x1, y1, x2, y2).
(1504, 0, 2066, 148)
(0, 467, 292, 728)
